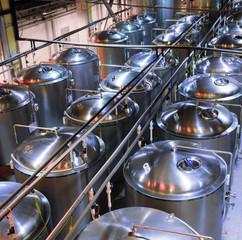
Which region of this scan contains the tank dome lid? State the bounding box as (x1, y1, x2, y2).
(90, 30, 128, 43)
(168, 22, 192, 34)
(65, 92, 139, 124)
(208, 34, 242, 49)
(100, 68, 160, 92)
(126, 50, 178, 70)
(226, 12, 242, 24)
(12, 127, 105, 176)
(195, 54, 242, 74)
(152, 31, 177, 45)
(178, 74, 242, 100)
(124, 140, 227, 200)
(0, 181, 50, 239)
(16, 64, 69, 85)
(219, 24, 242, 36)
(156, 101, 238, 138)
(0, 84, 31, 113)
(74, 207, 201, 239)
(127, 14, 156, 24)
(51, 48, 98, 65)
(110, 21, 142, 33)
(177, 15, 199, 24)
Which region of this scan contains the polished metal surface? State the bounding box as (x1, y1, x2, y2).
(0, 84, 35, 165)
(90, 30, 128, 43)
(219, 23, 242, 36)
(16, 64, 71, 127)
(178, 74, 242, 101)
(51, 47, 97, 65)
(0, 181, 51, 240)
(127, 14, 156, 44)
(100, 68, 160, 92)
(195, 54, 242, 74)
(227, 12, 242, 24)
(126, 50, 178, 72)
(51, 48, 99, 100)
(152, 31, 177, 45)
(124, 140, 226, 240)
(156, 101, 237, 138)
(109, 21, 143, 55)
(177, 15, 199, 24)
(13, 127, 106, 239)
(64, 92, 139, 179)
(208, 34, 242, 49)
(90, 30, 128, 79)
(124, 140, 227, 200)
(65, 92, 139, 124)
(74, 207, 201, 240)
(12, 126, 105, 176)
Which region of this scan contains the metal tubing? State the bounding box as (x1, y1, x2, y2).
(172, 145, 233, 191)
(131, 225, 213, 240)
(47, 56, 190, 240)
(101, 0, 118, 22)
(0, 7, 130, 67)
(0, 48, 167, 220)
(13, 124, 59, 144)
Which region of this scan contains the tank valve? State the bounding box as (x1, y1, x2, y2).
(149, 121, 154, 143)
(138, 137, 145, 148)
(82, 138, 88, 163)
(70, 79, 75, 86)
(33, 103, 39, 112)
(89, 188, 98, 219)
(63, 116, 67, 125)
(106, 181, 113, 212)
(7, 209, 16, 238)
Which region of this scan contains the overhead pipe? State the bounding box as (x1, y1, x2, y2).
(0, 7, 131, 67)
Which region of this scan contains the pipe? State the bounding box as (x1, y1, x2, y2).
(0, 47, 167, 220)
(0, 7, 131, 67)
(101, 0, 118, 22)
(172, 145, 233, 191)
(47, 55, 190, 240)
(131, 225, 214, 240)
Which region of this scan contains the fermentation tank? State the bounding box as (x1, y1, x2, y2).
(127, 14, 156, 44)
(124, 140, 227, 240)
(100, 68, 162, 122)
(90, 30, 128, 79)
(16, 64, 71, 127)
(177, 74, 242, 118)
(64, 92, 139, 178)
(51, 47, 99, 100)
(156, 101, 238, 169)
(195, 54, 242, 77)
(109, 21, 143, 57)
(0, 181, 51, 239)
(12, 127, 106, 239)
(0, 84, 37, 165)
(74, 207, 203, 239)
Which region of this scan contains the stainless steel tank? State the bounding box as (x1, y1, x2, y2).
(177, 73, 242, 118)
(12, 126, 105, 239)
(127, 14, 156, 44)
(90, 30, 128, 79)
(219, 23, 242, 36)
(51, 48, 99, 100)
(124, 140, 227, 240)
(0, 181, 51, 239)
(63, 92, 139, 178)
(208, 34, 242, 51)
(226, 12, 242, 24)
(109, 21, 143, 57)
(125, 50, 179, 84)
(16, 64, 71, 127)
(154, 0, 190, 28)
(74, 207, 202, 240)
(109, 21, 143, 45)
(194, 54, 242, 82)
(100, 68, 162, 120)
(0, 84, 37, 166)
(156, 101, 239, 168)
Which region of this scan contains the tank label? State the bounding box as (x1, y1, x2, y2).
(25, 145, 33, 154)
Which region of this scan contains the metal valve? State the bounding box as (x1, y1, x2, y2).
(33, 103, 39, 112)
